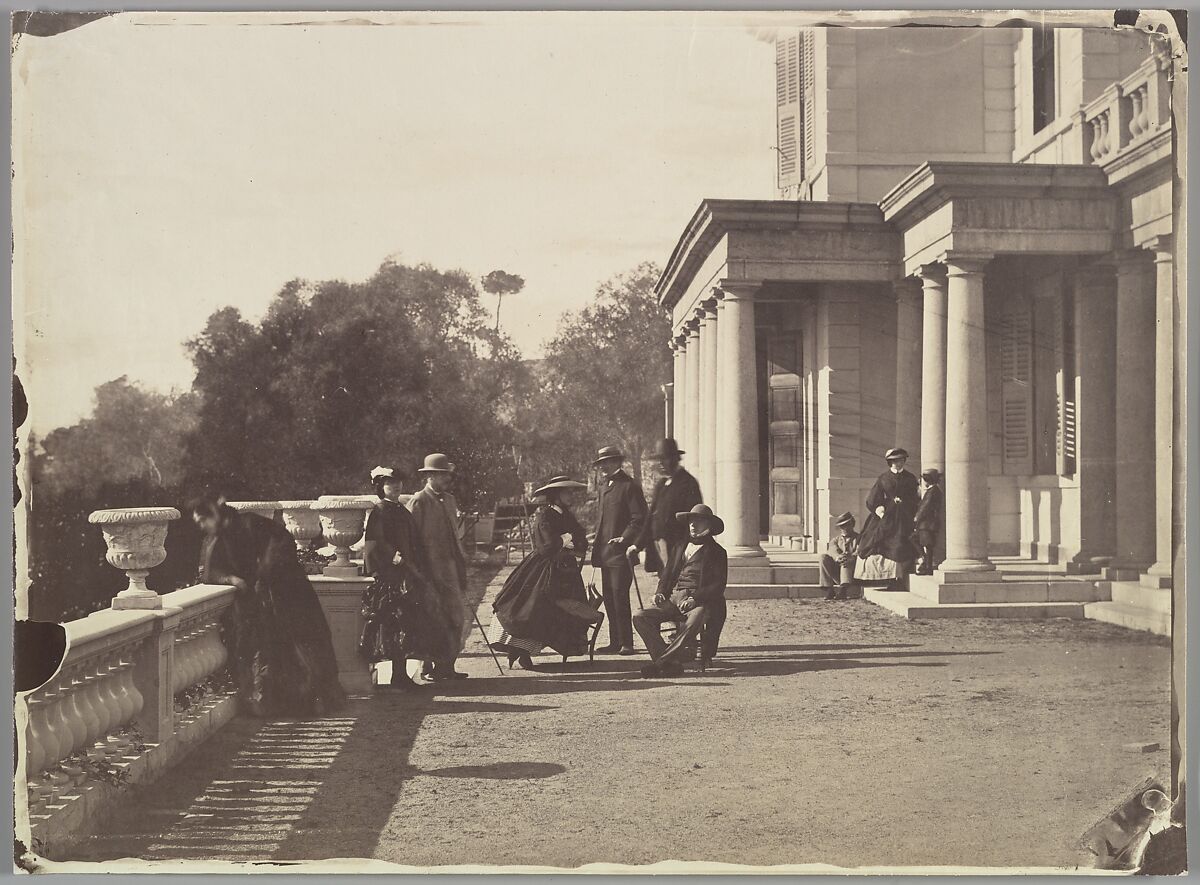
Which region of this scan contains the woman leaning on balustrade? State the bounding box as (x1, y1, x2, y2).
(189, 493, 346, 717)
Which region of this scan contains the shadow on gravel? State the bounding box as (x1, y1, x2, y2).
(416, 762, 566, 780)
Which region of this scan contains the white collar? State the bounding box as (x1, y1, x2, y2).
(548, 504, 563, 514)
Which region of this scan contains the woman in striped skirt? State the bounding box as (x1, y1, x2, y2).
(488, 476, 603, 669)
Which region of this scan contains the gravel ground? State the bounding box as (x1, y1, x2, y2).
(69, 562, 1173, 872)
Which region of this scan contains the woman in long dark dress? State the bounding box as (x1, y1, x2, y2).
(192, 494, 346, 718)
(855, 447, 921, 590)
(359, 466, 456, 690)
(488, 476, 603, 669)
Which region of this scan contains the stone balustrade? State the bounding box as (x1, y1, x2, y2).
(1081, 53, 1171, 165)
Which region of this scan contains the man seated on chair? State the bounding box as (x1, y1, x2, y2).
(632, 504, 728, 678)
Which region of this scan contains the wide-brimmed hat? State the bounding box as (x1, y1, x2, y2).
(921, 468, 942, 483)
(676, 503, 724, 536)
(532, 475, 587, 498)
(417, 453, 455, 474)
(591, 445, 625, 466)
(835, 511, 856, 527)
(370, 465, 402, 483)
(885, 447, 909, 462)
(651, 438, 685, 460)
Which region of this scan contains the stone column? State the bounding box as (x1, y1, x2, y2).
(1068, 263, 1117, 574)
(940, 255, 998, 576)
(1144, 236, 1174, 587)
(918, 264, 948, 474)
(1106, 254, 1157, 579)
(684, 320, 702, 479)
(672, 334, 688, 444)
(894, 276, 923, 469)
(698, 299, 720, 505)
(715, 283, 766, 559)
(662, 382, 674, 438)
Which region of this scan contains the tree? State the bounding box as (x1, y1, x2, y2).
(519, 262, 670, 485)
(482, 270, 525, 332)
(185, 260, 526, 508)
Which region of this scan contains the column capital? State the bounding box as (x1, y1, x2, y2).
(716, 280, 759, 302)
(700, 296, 720, 318)
(1144, 234, 1173, 260)
(685, 320, 701, 338)
(941, 253, 993, 276)
(915, 262, 947, 283)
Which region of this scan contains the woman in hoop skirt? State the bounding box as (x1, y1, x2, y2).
(489, 475, 604, 669)
(359, 466, 457, 690)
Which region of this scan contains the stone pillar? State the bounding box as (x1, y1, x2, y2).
(940, 256, 998, 576)
(715, 284, 766, 560)
(1106, 254, 1157, 579)
(672, 334, 687, 444)
(918, 264, 948, 474)
(1068, 263, 1118, 574)
(662, 382, 674, 438)
(1144, 236, 1174, 587)
(894, 276, 923, 470)
(684, 321, 702, 481)
(698, 297, 720, 509)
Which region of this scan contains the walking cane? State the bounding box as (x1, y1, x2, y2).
(629, 554, 646, 610)
(471, 604, 506, 676)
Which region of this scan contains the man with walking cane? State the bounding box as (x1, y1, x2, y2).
(590, 445, 648, 656)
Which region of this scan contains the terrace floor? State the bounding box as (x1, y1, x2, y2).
(65, 566, 1172, 872)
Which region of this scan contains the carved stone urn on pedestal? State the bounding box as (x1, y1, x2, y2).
(312, 498, 373, 578)
(88, 507, 180, 610)
(226, 500, 281, 520)
(279, 501, 321, 551)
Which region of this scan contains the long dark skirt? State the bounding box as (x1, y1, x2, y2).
(359, 569, 453, 663)
(491, 552, 599, 658)
(222, 581, 346, 718)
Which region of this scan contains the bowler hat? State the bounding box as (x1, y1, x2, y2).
(417, 453, 455, 474)
(921, 468, 942, 483)
(885, 447, 909, 462)
(532, 475, 587, 498)
(651, 438, 685, 460)
(676, 503, 724, 536)
(591, 445, 625, 466)
(835, 511, 856, 527)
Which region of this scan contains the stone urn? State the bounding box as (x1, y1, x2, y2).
(226, 500, 281, 520)
(88, 507, 180, 610)
(278, 500, 321, 551)
(312, 498, 373, 578)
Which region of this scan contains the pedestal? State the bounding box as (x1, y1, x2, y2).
(310, 575, 372, 695)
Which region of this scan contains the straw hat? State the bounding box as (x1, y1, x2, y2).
(676, 503, 724, 536)
(531, 475, 587, 498)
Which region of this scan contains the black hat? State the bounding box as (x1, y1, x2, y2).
(651, 438, 685, 460)
(921, 468, 942, 483)
(835, 511, 856, 527)
(676, 503, 724, 536)
(592, 445, 625, 466)
(885, 447, 909, 462)
(532, 475, 587, 498)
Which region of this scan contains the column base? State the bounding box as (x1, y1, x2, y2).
(1065, 555, 1112, 576)
(935, 559, 1004, 582)
(1140, 569, 1172, 589)
(726, 546, 769, 563)
(1105, 562, 1150, 581)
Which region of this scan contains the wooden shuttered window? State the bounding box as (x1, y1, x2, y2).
(801, 30, 815, 171)
(1056, 289, 1077, 476)
(1000, 293, 1035, 475)
(775, 32, 805, 190)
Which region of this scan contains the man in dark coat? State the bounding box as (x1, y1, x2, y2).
(633, 504, 728, 677)
(855, 447, 920, 590)
(637, 438, 703, 575)
(913, 468, 945, 575)
(590, 445, 648, 655)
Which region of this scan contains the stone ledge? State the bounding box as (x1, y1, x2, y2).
(726, 585, 827, 601)
(909, 577, 1108, 605)
(864, 589, 1086, 621)
(1083, 601, 1171, 637)
(24, 692, 239, 861)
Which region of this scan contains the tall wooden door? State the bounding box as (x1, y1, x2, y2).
(766, 331, 809, 546)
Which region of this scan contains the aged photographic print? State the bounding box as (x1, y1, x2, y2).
(10, 9, 1189, 873)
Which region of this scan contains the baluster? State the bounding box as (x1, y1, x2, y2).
(1100, 113, 1111, 159)
(56, 671, 89, 759)
(201, 619, 222, 682)
(211, 620, 229, 675)
(95, 652, 124, 749)
(23, 694, 52, 783)
(1088, 119, 1101, 162)
(178, 627, 198, 692)
(171, 631, 188, 695)
(41, 680, 72, 772)
(85, 657, 113, 749)
(77, 661, 108, 750)
(1128, 89, 1144, 138)
(1138, 85, 1152, 133)
(114, 647, 142, 727)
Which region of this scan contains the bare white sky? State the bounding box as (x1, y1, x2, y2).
(12, 11, 777, 434)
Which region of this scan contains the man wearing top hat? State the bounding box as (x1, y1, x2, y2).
(590, 445, 648, 655)
(410, 453, 471, 680)
(820, 512, 861, 600)
(633, 504, 728, 677)
(636, 438, 703, 576)
(913, 468, 944, 575)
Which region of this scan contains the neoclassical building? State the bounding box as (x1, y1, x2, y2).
(656, 23, 1182, 627)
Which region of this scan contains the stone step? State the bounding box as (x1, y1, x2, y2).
(864, 588, 1086, 620)
(771, 565, 820, 583)
(1106, 580, 1173, 614)
(908, 577, 1108, 605)
(1083, 601, 1172, 637)
(726, 584, 826, 600)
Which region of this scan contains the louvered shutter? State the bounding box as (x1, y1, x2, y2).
(776, 33, 801, 189)
(1057, 290, 1077, 476)
(801, 30, 815, 175)
(1000, 294, 1034, 475)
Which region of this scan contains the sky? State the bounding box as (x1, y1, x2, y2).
(12, 11, 777, 434)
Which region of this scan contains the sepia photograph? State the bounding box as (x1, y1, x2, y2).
(9, 8, 1189, 874)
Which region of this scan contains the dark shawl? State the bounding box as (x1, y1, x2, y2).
(857, 469, 920, 564)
